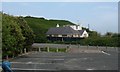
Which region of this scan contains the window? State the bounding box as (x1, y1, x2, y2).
(84, 34, 87, 37)
(76, 26, 78, 29)
(62, 35, 67, 37)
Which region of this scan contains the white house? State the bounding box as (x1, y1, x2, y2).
(64, 25, 82, 30)
(46, 24, 89, 41)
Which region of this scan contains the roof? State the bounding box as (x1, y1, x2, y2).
(78, 30, 85, 35)
(46, 26, 85, 35)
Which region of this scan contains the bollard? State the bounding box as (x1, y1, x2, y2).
(6, 55, 8, 60)
(20, 49, 23, 54)
(115, 47, 118, 52)
(24, 48, 26, 53)
(96, 46, 98, 50)
(56, 48, 59, 52)
(66, 48, 68, 52)
(78, 44, 80, 48)
(87, 45, 89, 49)
(39, 47, 41, 52)
(47, 47, 49, 52)
(2, 61, 13, 72)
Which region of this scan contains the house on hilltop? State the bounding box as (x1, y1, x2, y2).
(46, 24, 89, 41)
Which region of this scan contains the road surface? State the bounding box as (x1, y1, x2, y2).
(10, 43, 118, 72)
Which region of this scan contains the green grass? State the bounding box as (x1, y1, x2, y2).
(39, 47, 67, 52)
(40, 48, 48, 52)
(58, 48, 66, 52)
(49, 48, 66, 52)
(49, 48, 57, 52)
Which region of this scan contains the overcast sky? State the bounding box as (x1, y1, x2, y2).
(1, 2, 118, 35)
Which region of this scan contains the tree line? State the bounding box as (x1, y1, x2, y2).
(78, 32, 119, 47)
(50, 32, 119, 47)
(79, 30, 120, 47)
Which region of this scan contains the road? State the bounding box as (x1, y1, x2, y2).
(11, 52, 118, 71)
(9, 43, 118, 72)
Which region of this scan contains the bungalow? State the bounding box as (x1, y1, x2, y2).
(46, 24, 89, 41)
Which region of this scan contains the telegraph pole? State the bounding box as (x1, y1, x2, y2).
(88, 24, 90, 31)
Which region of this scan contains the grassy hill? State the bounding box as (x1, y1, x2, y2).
(24, 16, 119, 47)
(24, 16, 76, 43)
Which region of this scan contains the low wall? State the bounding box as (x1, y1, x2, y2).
(32, 43, 118, 52)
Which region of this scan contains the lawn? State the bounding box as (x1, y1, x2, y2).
(40, 47, 67, 52)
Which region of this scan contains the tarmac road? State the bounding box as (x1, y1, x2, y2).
(10, 43, 118, 72)
(11, 51, 118, 71)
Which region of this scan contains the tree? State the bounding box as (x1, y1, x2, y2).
(16, 17, 35, 52)
(105, 32, 113, 37)
(2, 13, 25, 58)
(2, 13, 35, 59)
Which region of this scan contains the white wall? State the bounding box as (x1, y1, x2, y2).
(69, 25, 82, 30)
(80, 30, 89, 38)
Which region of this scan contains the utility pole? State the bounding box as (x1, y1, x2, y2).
(88, 24, 90, 31)
(77, 20, 79, 25)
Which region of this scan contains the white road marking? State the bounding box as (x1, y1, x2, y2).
(11, 62, 62, 64)
(48, 56, 65, 57)
(83, 58, 88, 60)
(48, 59, 64, 60)
(86, 68, 95, 70)
(12, 68, 57, 70)
(26, 62, 32, 64)
(11, 62, 22, 63)
(101, 51, 111, 55)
